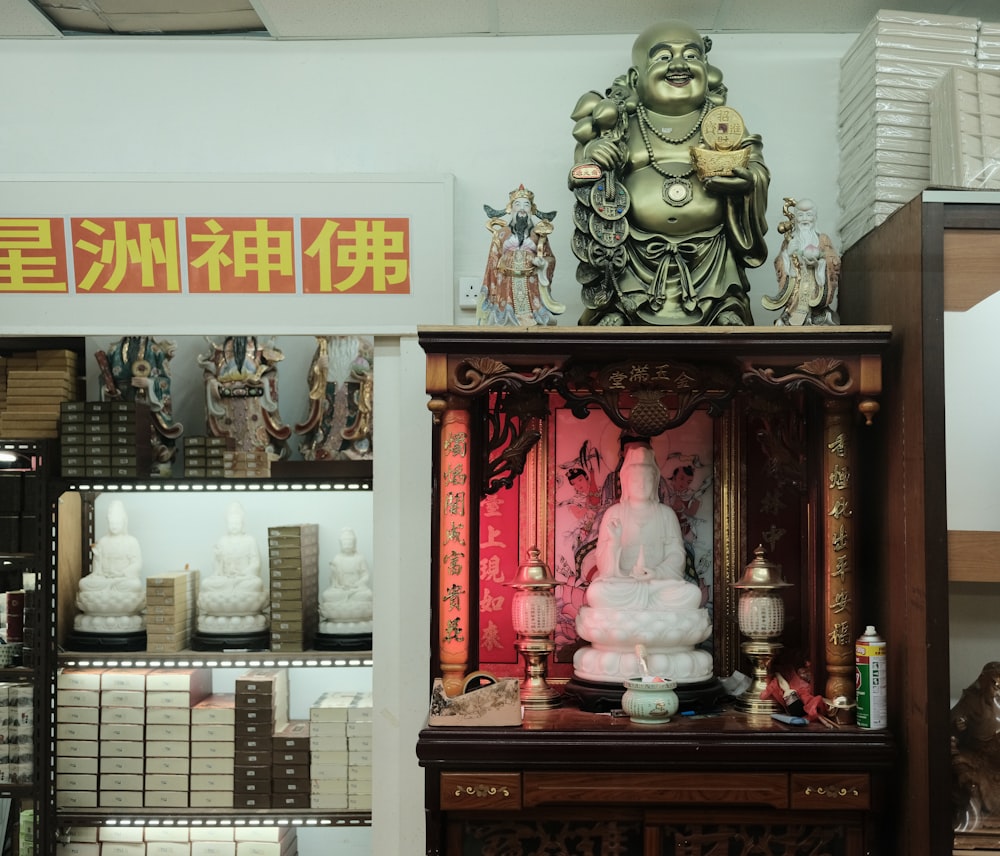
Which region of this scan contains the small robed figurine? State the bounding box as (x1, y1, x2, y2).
(763, 197, 841, 326)
(568, 20, 770, 327)
(315, 527, 374, 651)
(476, 185, 564, 327)
(70, 499, 147, 651)
(192, 501, 269, 650)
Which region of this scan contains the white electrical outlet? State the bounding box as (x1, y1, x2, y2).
(458, 276, 481, 310)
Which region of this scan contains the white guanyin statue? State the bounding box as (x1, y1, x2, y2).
(196, 501, 268, 634)
(573, 445, 713, 684)
(319, 527, 373, 635)
(75, 499, 146, 633)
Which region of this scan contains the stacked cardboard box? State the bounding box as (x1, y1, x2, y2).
(224, 449, 270, 479)
(266, 524, 319, 652)
(60, 401, 153, 478)
(234, 668, 289, 809)
(57, 827, 299, 856)
(145, 570, 199, 653)
(0, 349, 78, 439)
(190, 693, 236, 808)
(100, 668, 152, 809)
(272, 719, 311, 810)
(183, 435, 232, 479)
(55, 669, 104, 809)
(144, 669, 212, 808)
(309, 690, 372, 810)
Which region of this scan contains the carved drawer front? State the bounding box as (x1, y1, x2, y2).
(790, 773, 870, 810)
(441, 772, 522, 811)
(523, 771, 788, 808)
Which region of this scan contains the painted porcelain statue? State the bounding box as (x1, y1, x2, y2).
(198, 335, 291, 460)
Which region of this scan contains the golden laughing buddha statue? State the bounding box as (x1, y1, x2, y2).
(569, 20, 770, 327)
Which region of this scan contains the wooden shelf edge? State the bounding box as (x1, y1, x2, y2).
(949, 530, 1000, 582)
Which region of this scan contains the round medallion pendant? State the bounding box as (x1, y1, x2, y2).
(663, 178, 693, 207)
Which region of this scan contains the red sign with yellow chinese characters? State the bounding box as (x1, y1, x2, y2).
(0, 215, 411, 296)
(0, 218, 69, 293)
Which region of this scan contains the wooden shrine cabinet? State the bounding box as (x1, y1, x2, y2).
(416, 327, 896, 856)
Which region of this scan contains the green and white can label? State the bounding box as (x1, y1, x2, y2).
(855, 629, 887, 729)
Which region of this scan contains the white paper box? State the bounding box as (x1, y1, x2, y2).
(98, 829, 145, 843)
(190, 844, 235, 856)
(99, 741, 144, 758)
(191, 741, 234, 758)
(190, 773, 234, 791)
(101, 690, 145, 708)
(99, 791, 144, 808)
(146, 842, 191, 856)
(191, 723, 234, 742)
(57, 755, 98, 774)
(146, 723, 190, 741)
(56, 723, 98, 741)
(57, 670, 104, 691)
(57, 740, 98, 757)
(189, 791, 235, 808)
(101, 706, 145, 725)
(57, 705, 99, 724)
(145, 773, 189, 791)
(56, 844, 99, 856)
(99, 773, 143, 790)
(146, 755, 190, 775)
(56, 790, 98, 808)
(100, 669, 153, 692)
(56, 773, 97, 791)
(57, 690, 99, 707)
(192, 694, 236, 724)
(190, 756, 235, 775)
(146, 707, 191, 725)
(144, 791, 189, 808)
(99, 723, 144, 741)
(98, 757, 144, 775)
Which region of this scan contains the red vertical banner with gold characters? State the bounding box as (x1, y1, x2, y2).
(823, 399, 857, 720)
(439, 407, 472, 696)
(186, 217, 296, 294)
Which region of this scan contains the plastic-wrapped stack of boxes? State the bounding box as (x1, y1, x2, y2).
(837, 9, 979, 249)
(1, 349, 78, 440)
(308, 690, 373, 811)
(233, 668, 289, 809)
(930, 66, 1000, 188)
(59, 401, 152, 478)
(0, 682, 32, 786)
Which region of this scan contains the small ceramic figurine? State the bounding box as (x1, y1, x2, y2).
(763, 197, 841, 326)
(198, 335, 291, 460)
(296, 335, 374, 461)
(951, 662, 1000, 831)
(569, 20, 769, 326)
(74, 499, 146, 633)
(95, 336, 184, 476)
(319, 527, 373, 635)
(477, 185, 564, 327)
(196, 501, 268, 636)
(573, 445, 712, 687)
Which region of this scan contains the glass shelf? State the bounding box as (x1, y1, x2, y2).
(58, 651, 373, 669)
(56, 809, 372, 827)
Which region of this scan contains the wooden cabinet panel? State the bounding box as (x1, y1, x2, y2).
(523, 771, 788, 809)
(790, 773, 870, 811)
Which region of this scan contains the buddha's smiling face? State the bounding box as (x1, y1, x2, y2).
(630, 21, 708, 117)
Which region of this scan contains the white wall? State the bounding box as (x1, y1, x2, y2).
(0, 32, 855, 326)
(0, 30, 857, 856)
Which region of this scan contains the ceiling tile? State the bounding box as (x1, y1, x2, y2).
(254, 0, 494, 39)
(495, 0, 724, 36)
(0, 0, 60, 36)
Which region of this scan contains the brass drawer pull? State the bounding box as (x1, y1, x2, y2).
(456, 784, 512, 799)
(804, 785, 860, 798)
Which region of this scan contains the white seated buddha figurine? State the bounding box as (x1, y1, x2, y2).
(319, 527, 373, 635)
(75, 499, 146, 633)
(574, 444, 713, 685)
(197, 501, 268, 634)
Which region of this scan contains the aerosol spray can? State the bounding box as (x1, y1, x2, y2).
(855, 625, 887, 729)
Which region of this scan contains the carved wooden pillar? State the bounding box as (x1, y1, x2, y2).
(822, 398, 858, 723)
(437, 401, 473, 697)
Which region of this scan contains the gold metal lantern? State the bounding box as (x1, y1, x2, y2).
(732, 545, 793, 715)
(509, 546, 561, 710)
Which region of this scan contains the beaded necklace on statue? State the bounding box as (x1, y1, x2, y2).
(636, 102, 709, 207)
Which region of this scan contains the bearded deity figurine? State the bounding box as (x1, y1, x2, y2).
(570, 445, 717, 711)
(296, 336, 374, 461)
(95, 336, 184, 476)
(198, 335, 291, 461)
(569, 20, 770, 326)
(763, 197, 841, 326)
(70, 499, 147, 651)
(477, 185, 565, 327)
(193, 501, 269, 650)
(315, 527, 374, 650)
